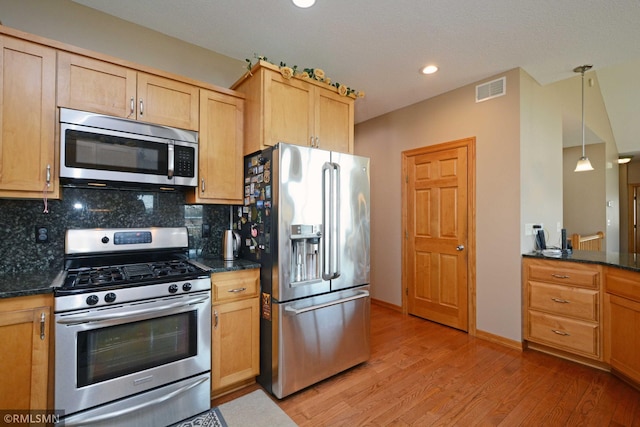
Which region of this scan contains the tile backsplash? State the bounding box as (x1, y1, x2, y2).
(0, 186, 236, 274)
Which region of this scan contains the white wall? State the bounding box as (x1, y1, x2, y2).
(356, 68, 523, 341)
(520, 70, 564, 252)
(0, 0, 244, 88)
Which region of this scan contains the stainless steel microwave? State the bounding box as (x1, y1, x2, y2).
(60, 108, 198, 188)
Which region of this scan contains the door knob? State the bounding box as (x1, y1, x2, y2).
(456, 245, 465, 251)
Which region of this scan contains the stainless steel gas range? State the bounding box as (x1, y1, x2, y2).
(52, 227, 211, 427)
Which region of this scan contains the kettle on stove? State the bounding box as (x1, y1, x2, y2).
(222, 230, 240, 261)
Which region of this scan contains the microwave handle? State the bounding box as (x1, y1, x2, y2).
(167, 142, 174, 179)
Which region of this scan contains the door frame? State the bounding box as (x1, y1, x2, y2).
(401, 137, 477, 335)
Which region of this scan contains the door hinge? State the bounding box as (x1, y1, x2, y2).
(405, 287, 408, 296)
(405, 230, 408, 239)
(405, 174, 408, 183)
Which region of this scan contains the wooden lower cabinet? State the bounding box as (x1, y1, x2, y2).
(522, 258, 603, 363)
(211, 269, 260, 398)
(605, 267, 640, 387)
(524, 257, 640, 389)
(0, 294, 52, 410)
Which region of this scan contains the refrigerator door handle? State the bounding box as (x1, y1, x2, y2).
(322, 162, 341, 280)
(284, 290, 369, 315)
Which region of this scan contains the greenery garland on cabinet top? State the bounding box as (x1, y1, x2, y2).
(245, 54, 364, 99)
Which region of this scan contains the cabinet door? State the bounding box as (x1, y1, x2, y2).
(211, 298, 260, 395)
(57, 51, 137, 118)
(0, 36, 57, 198)
(265, 70, 314, 147)
(0, 303, 50, 410)
(608, 295, 640, 383)
(315, 87, 354, 153)
(137, 72, 199, 130)
(187, 90, 243, 204)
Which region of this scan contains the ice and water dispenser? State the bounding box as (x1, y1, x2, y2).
(290, 224, 321, 284)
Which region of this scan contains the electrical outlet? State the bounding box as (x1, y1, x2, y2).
(525, 223, 544, 236)
(202, 224, 210, 238)
(35, 226, 48, 243)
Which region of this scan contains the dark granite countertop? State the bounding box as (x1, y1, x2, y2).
(0, 258, 261, 300)
(523, 250, 640, 273)
(0, 269, 61, 299)
(193, 257, 261, 273)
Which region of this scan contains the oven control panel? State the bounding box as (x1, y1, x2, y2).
(113, 231, 153, 245)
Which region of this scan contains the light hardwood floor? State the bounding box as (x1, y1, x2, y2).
(214, 302, 640, 426)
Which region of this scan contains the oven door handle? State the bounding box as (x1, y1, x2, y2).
(56, 295, 209, 325)
(61, 375, 208, 426)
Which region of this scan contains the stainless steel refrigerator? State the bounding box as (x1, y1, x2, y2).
(240, 143, 370, 399)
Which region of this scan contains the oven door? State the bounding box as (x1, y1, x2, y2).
(55, 291, 211, 417)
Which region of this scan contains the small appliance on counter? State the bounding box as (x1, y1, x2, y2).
(222, 229, 240, 261)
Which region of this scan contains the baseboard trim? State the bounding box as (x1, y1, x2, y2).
(475, 329, 523, 351)
(371, 298, 402, 312)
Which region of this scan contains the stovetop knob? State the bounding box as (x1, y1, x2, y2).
(104, 292, 117, 303)
(168, 284, 179, 294)
(86, 295, 99, 306)
(182, 282, 192, 292)
(101, 236, 110, 244)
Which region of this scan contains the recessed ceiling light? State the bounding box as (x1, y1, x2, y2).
(421, 65, 438, 75)
(293, 0, 316, 7)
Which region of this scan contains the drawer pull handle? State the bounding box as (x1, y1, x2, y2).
(551, 297, 570, 304)
(551, 329, 570, 336)
(551, 274, 570, 279)
(227, 287, 247, 293)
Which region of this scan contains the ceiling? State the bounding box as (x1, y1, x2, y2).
(71, 0, 640, 156)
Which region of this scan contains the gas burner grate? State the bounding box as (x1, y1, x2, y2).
(72, 267, 124, 287)
(152, 261, 197, 277)
(123, 264, 155, 280)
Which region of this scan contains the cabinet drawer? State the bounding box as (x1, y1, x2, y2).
(528, 311, 599, 358)
(606, 268, 640, 302)
(527, 261, 600, 289)
(529, 282, 598, 321)
(212, 269, 259, 303)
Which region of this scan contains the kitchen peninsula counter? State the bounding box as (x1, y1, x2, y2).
(523, 250, 640, 389)
(523, 250, 640, 273)
(0, 258, 261, 299)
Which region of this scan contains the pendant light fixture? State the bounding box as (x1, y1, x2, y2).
(574, 64, 594, 172)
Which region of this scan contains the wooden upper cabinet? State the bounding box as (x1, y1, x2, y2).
(266, 72, 314, 149)
(57, 52, 199, 130)
(315, 88, 354, 153)
(0, 36, 58, 199)
(57, 51, 136, 118)
(186, 89, 244, 204)
(232, 60, 354, 154)
(137, 72, 199, 131)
